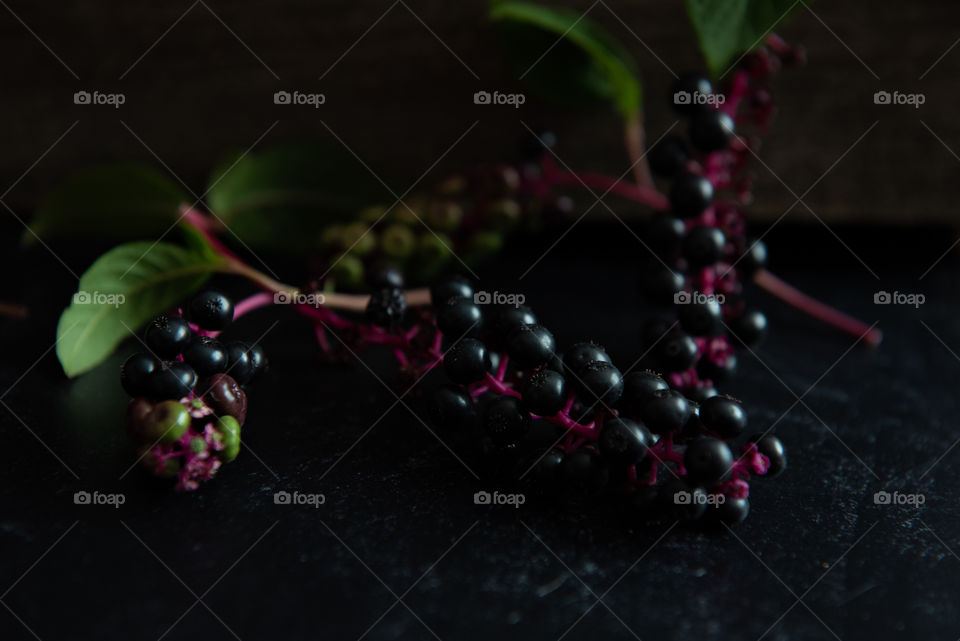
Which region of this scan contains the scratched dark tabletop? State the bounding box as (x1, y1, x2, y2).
(0, 220, 955, 641)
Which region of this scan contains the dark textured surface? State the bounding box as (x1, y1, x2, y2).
(0, 220, 956, 640)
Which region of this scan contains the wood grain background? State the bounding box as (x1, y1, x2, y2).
(0, 0, 956, 224)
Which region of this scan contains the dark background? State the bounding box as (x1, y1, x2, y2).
(2, 1, 960, 640)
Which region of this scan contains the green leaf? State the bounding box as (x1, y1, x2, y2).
(685, 0, 804, 77)
(489, 0, 642, 119)
(27, 165, 190, 244)
(56, 242, 227, 377)
(205, 144, 390, 253)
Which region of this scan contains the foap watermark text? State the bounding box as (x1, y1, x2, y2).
(473, 90, 525, 108)
(474, 290, 525, 308)
(474, 490, 525, 508)
(74, 291, 125, 308)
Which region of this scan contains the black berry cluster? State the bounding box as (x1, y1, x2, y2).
(423, 275, 786, 526)
(119, 290, 267, 490)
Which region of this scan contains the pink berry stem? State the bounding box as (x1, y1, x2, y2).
(753, 269, 883, 346)
(539, 156, 670, 211)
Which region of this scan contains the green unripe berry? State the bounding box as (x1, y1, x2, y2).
(464, 231, 503, 264)
(319, 224, 345, 250)
(486, 198, 522, 230)
(215, 415, 241, 462)
(145, 400, 191, 444)
(411, 232, 453, 281)
(139, 448, 180, 478)
(425, 201, 463, 232)
(329, 253, 365, 290)
(388, 201, 420, 226)
(379, 224, 416, 259)
(190, 436, 208, 455)
(435, 175, 467, 197)
(339, 222, 377, 256)
(357, 205, 391, 224)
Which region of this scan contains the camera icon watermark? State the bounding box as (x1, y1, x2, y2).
(873, 490, 925, 506)
(672, 90, 725, 107)
(73, 90, 126, 108)
(474, 290, 526, 308)
(473, 90, 525, 108)
(274, 291, 326, 307)
(873, 290, 924, 308)
(273, 90, 326, 108)
(873, 90, 925, 108)
(473, 490, 525, 509)
(673, 290, 725, 305)
(273, 490, 326, 508)
(73, 290, 126, 308)
(74, 490, 126, 508)
(673, 490, 724, 506)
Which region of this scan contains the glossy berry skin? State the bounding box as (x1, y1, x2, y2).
(645, 213, 686, 255)
(731, 309, 768, 347)
(182, 336, 228, 377)
(534, 448, 565, 484)
(144, 315, 193, 359)
(483, 395, 530, 446)
(598, 418, 652, 467)
(684, 437, 734, 486)
(246, 343, 268, 378)
(670, 73, 712, 115)
(188, 291, 234, 331)
(699, 395, 747, 438)
(656, 331, 699, 372)
(739, 238, 768, 275)
(642, 268, 685, 304)
(707, 496, 750, 525)
(690, 109, 735, 153)
(618, 371, 670, 413)
(698, 353, 737, 384)
(437, 296, 483, 337)
(677, 298, 722, 336)
(659, 477, 707, 521)
(643, 389, 693, 434)
(669, 172, 713, 218)
(575, 360, 624, 408)
(367, 263, 405, 290)
(683, 226, 726, 267)
(648, 135, 688, 177)
(366, 287, 407, 327)
(490, 305, 537, 339)
(430, 384, 477, 432)
(444, 338, 488, 384)
(148, 361, 197, 400)
(521, 369, 567, 416)
(202, 373, 247, 425)
(751, 434, 787, 477)
(431, 275, 473, 306)
(506, 324, 556, 369)
(225, 342, 257, 386)
(121, 353, 159, 397)
(562, 342, 611, 376)
(686, 385, 718, 404)
(559, 448, 608, 491)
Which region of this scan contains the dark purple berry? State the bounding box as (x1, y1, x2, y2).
(669, 172, 713, 218)
(490, 305, 537, 339)
(700, 395, 746, 438)
(575, 360, 624, 408)
(506, 324, 555, 369)
(598, 418, 652, 467)
(521, 369, 567, 416)
(144, 315, 192, 359)
(202, 373, 247, 425)
(670, 73, 712, 115)
(437, 296, 483, 337)
(730, 309, 768, 347)
(677, 297, 722, 336)
(684, 437, 734, 486)
(750, 434, 786, 477)
(683, 226, 726, 267)
(559, 448, 608, 491)
(444, 338, 488, 384)
(430, 385, 477, 432)
(431, 275, 473, 306)
(642, 389, 693, 434)
(367, 263, 405, 290)
(188, 291, 234, 331)
(656, 331, 698, 372)
(225, 342, 257, 386)
(121, 353, 158, 397)
(690, 109, 735, 153)
(182, 336, 227, 377)
(641, 268, 685, 304)
(366, 287, 407, 327)
(618, 370, 670, 413)
(534, 448, 565, 484)
(659, 477, 707, 521)
(685, 385, 718, 404)
(148, 361, 197, 400)
(644, 212, 686, 255)
(648, 135, 688, 177)
(706, 496, 750, 525)
(562, 342, 611, 376)
(483, 395, 530, 446)
(697, 352, 737, 383)
(739, 238, 767, 275)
